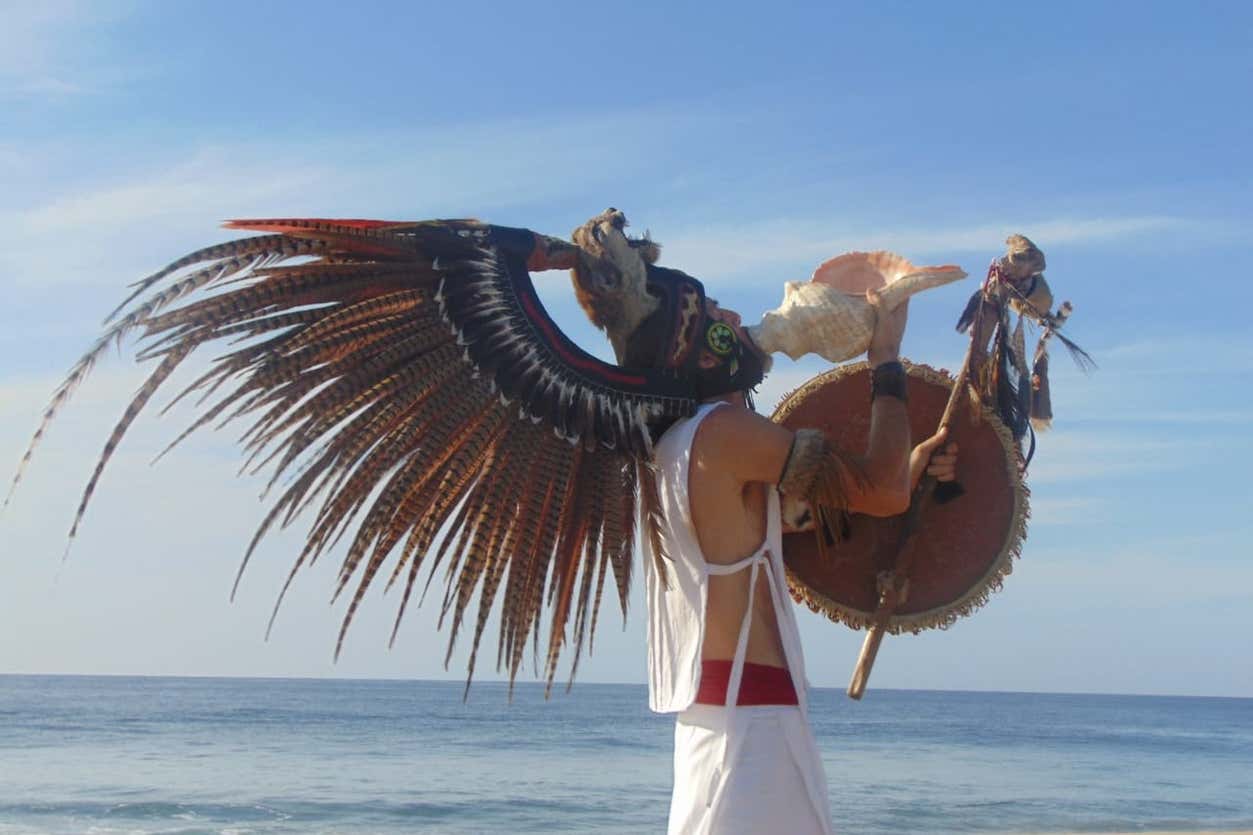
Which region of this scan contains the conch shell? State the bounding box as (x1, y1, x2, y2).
(748, 252, 966, 363)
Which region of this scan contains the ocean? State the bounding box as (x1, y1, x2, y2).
(1, 676, 1249, 834)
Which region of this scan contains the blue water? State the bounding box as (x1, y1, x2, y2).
(1, 676, 1250, 834)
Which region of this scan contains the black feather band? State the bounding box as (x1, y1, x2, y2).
(434, 229, 697, 457)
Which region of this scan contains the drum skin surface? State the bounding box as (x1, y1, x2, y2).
(771, 362, 1028, 634)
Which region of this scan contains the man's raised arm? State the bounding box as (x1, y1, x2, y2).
(698, 292, 916, 516)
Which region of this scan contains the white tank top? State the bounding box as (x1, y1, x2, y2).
(643, 401, 810, 714)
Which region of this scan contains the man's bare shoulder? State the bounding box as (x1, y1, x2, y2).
(691, 401, 794, 486)
(695, 401, 784, 442)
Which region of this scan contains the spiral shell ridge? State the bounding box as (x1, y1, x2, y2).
(748, 252, 966, 363)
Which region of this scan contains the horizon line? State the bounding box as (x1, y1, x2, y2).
(1, 671, 1247, 701)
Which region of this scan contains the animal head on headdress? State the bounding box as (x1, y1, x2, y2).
(570, 208, 766, 399)
(570, 208, 663, 361)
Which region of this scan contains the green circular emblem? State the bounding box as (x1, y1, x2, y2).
(706, 321, 737, 357)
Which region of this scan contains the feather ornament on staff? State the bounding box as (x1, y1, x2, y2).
(838, 233, 1092, 698)
(955, 234, 1094, 456)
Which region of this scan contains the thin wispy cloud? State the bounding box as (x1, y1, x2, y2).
(0, 0, 137, 98)
(1026, 496, 1109, 526)
(1092, 334, 1253, 375)
(1025, 431, 1220, 484)
(0, 144, 24, 170)
(1063, 408, 1253, 425)
(12, 76, 86, 96)
(662, 215, 1213, 281)
(16, 153, 325, 233)
(0, 158, 328, 289)
(0, 103, 730, 291)
(1025, 532, 1253, 603)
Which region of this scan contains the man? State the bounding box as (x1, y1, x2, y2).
(630, 293, 957, 833)
(23, 208, 955, 834)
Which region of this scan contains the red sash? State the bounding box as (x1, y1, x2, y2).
(695, 660, 798, 706)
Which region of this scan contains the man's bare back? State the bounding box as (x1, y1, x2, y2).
(690, 411, 790, 668)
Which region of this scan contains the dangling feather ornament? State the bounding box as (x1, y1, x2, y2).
(955, 234, 1094, 463)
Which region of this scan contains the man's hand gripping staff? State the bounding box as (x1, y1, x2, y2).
(845, 235, 1089, 699)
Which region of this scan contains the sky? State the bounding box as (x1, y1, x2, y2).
(1, 1, 1250, 698)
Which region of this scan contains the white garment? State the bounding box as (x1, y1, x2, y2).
(643, 402, 809, 714)
(643, 402, 835, 835)
(670, 705, 830, 835)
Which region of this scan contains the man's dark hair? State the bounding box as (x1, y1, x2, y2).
(621, 302, 762, 421)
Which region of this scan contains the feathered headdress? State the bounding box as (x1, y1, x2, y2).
(6, 211, 761, 694)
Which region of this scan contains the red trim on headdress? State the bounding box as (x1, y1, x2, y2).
(519, 291, 648, 387)
(224, 218, 412, 233)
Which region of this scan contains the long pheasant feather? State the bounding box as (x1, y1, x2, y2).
(11, 218, 648, 693)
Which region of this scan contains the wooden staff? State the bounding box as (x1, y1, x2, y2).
(846, 299, 994, 700)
